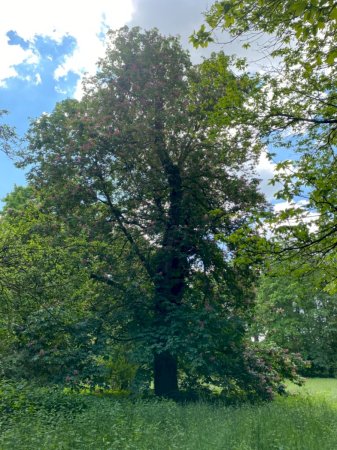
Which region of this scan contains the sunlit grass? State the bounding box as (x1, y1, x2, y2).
(287, 378, 337, 404)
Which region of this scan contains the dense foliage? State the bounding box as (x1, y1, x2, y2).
(0, 187, 107, 383)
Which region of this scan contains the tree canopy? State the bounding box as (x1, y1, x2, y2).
(191, 1, 337, 293)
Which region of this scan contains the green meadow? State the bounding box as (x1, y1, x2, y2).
(0, 378, 336, 450)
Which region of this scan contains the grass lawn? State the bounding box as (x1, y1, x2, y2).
(0, 379, 336, 449)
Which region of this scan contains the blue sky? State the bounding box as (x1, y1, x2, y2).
(1, 33, 80, 195)
(0, 0, 278, 207)
(0, 0, 135, 205)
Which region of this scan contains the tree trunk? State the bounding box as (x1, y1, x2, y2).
(153, 255, 186, 397)
(154, 351, 178, 397)
(152, 110, 186, 398)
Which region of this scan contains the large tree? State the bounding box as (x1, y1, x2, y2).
(18, 27, 273, 397)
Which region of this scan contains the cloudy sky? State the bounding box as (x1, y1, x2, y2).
(0, 0, 277, 206)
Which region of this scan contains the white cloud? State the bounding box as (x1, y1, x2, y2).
(2, 0, 272, 96)
(0, 33, 38, 84)
(1, 0, 135, 94)
(271, 199, 318, 235)
(128, 0, 270, 67)
(129, 0, 216, 62)
(256, 151, 281, 201)
(273, 200, 308, 213)
(35, 73, 42, 85)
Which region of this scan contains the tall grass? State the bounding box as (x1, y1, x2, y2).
(0, 379, 336, 449)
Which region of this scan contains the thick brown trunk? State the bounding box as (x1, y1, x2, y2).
(153, 276, 181, 398)
(154, 351, 178, 397)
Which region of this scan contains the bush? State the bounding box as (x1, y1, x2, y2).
(0, 380, 87, 419)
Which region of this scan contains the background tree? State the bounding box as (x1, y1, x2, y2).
(255, 271, 337, 377)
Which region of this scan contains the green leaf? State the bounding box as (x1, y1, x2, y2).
(224, 15, 235, 27)
(329, 8, 337, 20)
(294, 24, 303, 39)
(291, 1, 307, 16)
(326, 49, 337, 65)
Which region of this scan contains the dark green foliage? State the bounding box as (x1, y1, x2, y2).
(11, 308, 106, 384)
